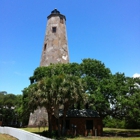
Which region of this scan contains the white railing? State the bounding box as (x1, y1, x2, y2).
(0, 127, 52, 140)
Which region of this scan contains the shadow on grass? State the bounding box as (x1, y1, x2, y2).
(33, 130, 76, 140)
(32, 130, 140, 139)
(103, 130, 140, 137)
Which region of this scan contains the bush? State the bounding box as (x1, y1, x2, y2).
(103, 116, 125, 128)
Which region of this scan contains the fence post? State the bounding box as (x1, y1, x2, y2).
(95, 129, 97, 136)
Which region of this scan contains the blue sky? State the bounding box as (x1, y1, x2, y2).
(0, 0, 140, 94)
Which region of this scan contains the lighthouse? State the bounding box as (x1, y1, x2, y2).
(40, 9, 69, 66)
(28, 9, 69, 127)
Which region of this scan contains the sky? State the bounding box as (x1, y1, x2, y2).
(0, 0, 140, 95)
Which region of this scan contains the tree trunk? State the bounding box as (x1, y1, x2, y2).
(62, 103, 69, 136)
(62, 109, 66, 136)
(48, 111, 52, 137)
(57, 117, 61, 137)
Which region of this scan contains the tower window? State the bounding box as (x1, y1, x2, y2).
(60, 17, 64, 24)
(52, 27, 56, 33)
(44, 43, 47, 51)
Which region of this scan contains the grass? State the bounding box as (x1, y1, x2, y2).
(21, 127, 140, 140)
(1, 127, 140, 140)
(67, 138, 140, 140)
(22, 127, 47, 133)
(0, 127, 47, 140)
(103, 128, 140, 137)
(0, 134, 18, 140)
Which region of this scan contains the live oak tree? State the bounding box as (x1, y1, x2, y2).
(22, 58, 140, 133)
(0, 91, 22, 126)
(120, 77, 140, 128)
(103, 74, 140, 128)
(79, 58, 140, 128)
(24, 63, 85, 136)
(80, 58, 112, 118)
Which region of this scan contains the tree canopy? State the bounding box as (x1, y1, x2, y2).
(1, 58, 140, 132)
(22, 58, 140, 135)
(0, 91, 22, 127)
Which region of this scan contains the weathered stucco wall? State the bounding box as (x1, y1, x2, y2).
(28, 107, 48, 127)
(40, 14, 69, 66)
(28, 9, 69, 127)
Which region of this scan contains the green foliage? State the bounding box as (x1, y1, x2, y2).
(23, 63, 85, 136)
(80, 58, 112, 117)
(1, 58, 139, 130)
(0, 91, 22, 127)
(103, 116, 125, 128)
(22, 58, 140, 131)
(124, 78, 140, 128)
(29, 63, 80, 84)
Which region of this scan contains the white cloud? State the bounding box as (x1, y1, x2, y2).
(133, 73, 140, 78)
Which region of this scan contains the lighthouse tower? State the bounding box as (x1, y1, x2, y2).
(28, 9, 69, 127)
(40, 9, 69, 66)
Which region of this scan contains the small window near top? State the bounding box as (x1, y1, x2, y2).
(44, 43, 47, 51)
(60, 17, 64, 24)
(52, 27, 56, 33)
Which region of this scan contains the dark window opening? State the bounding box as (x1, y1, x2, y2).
(66, 120, 70, 129)
(44, 43, 47, 51)
(60, 17, 64, 24)
(52, 27, 56, 33)
(86, 120, 93, 129)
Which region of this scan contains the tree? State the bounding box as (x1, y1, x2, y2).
(0, 91, 22, 127)
(57, 74, 85, 135)
(23, 58, 140, 130)
(24, 63, 85, 136)
(0, 91, 6, 122)
(122, 77, 140, 128)
(80, 58, 112, 118)
(103, 74, 140, 128)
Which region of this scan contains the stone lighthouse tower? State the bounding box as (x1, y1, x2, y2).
(40, 9, 69, 66)
(28, 9, 69, 127)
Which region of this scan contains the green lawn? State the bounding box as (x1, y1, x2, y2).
(67, 138, 140, 140)
(0, 134, 18, 140)
(103, 128, 140, 137)
(22, 127, 47, 133)
(21, 127, 140, 140)
(1, 127, 140, 140)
